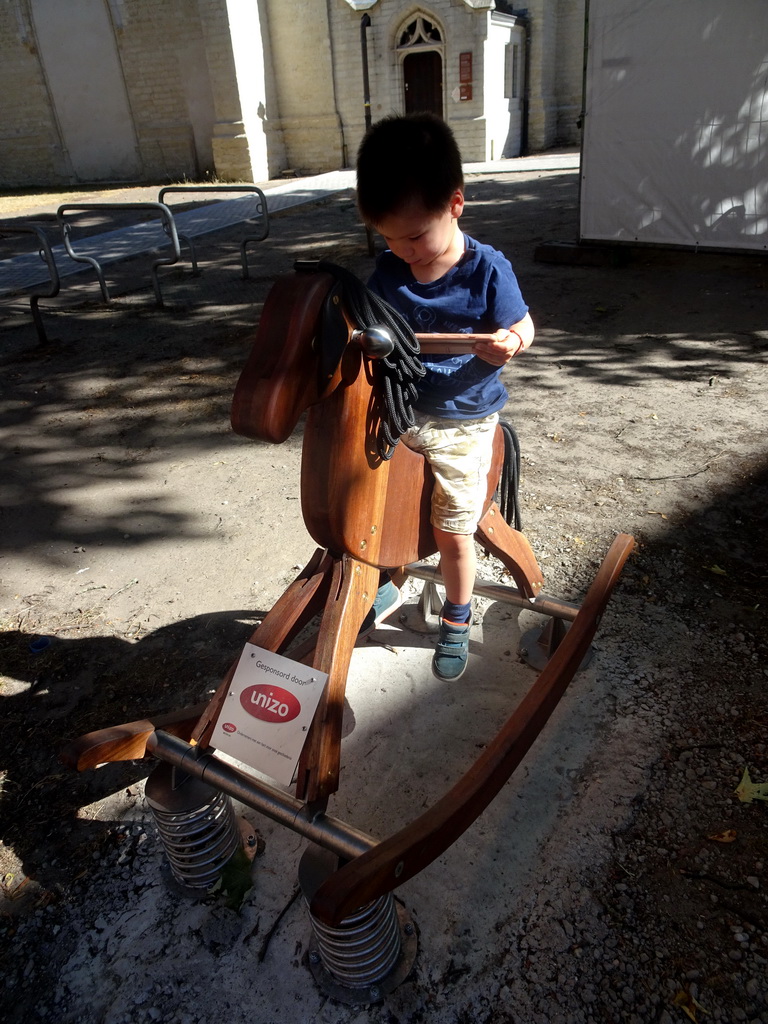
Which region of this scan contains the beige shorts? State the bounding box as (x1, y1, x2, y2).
(402, 411, 499, 534)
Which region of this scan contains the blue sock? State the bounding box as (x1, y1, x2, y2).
(442, 600, 471, 624)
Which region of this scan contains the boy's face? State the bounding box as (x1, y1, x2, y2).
(373, 191, 465, 275)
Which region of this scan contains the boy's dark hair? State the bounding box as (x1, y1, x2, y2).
(356, 112, 464, 225)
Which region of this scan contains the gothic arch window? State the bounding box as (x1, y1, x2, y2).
(398, 15, 442, 49)
(396, 13, 444, 118)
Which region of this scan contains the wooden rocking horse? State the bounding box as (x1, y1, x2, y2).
(61, 262, 634, 1000)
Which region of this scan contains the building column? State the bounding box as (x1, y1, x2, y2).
(197, 0, 283, 181)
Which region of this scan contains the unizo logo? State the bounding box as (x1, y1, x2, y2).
(222, 722, 237, 734)
(240, 684, 301, 723)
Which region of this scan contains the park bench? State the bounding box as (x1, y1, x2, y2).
(0, 185, 270, 330)
(157, 184, 269, 278)
(1, 175, 362, 339)
(56, 200, 182, 306)
(56, 185, 269, 305)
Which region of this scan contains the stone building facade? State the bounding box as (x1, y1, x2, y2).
(0, 0, 585, 187)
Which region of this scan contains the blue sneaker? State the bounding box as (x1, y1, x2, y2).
(359, 580, 403, 637)
(432, 617, 471, 680)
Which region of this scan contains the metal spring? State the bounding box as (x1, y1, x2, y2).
(308, 892, 401, 987)
(149, 788, 239, 891)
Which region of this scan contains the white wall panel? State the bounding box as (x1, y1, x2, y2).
(580, 0, 768, 251)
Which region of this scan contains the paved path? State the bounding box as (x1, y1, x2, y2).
(0, 153, 579, 297)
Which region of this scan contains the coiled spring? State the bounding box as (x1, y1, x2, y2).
(148, 782, 239, 892)
(307, 892, 401, 987)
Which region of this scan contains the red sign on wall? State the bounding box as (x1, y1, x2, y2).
(459, 51, 473, 83)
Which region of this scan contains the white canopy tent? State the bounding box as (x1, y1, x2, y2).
(579, 0, 768, 252)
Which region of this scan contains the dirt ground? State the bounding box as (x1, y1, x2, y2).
(0, 167, 766, 1023)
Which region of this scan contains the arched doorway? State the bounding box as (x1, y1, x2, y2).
(398, 15, 444, 118)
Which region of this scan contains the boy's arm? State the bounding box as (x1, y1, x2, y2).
(472, 312, 535, 367)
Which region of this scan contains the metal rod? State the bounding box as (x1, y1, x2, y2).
(146, 731, 377, 862)
(360, 14, 372, 131)
(56, 201, 181, 306)
(360, 11, 374, 257)
(404, 562, 579, 622)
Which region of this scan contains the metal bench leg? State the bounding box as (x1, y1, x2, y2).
(61, 223, 111, 300)
(178, 233, 200, 277)
(1, 225, 61, 342)
(28, 296, 49, 344)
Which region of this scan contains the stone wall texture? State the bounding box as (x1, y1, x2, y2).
(0, 0, 584, 187)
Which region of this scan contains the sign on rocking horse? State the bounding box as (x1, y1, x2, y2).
(209, 644, 328, 785)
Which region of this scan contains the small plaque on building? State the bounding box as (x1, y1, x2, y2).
(459, 51, 473, 83)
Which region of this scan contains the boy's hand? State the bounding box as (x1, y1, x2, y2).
(472, 329, 522, 366)
(472, 314, 535, 366)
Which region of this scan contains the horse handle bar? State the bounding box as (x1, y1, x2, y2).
(352, 326, 500, 358)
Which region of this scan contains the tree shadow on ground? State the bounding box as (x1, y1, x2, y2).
(1, 170, 766, 918)
(0, 193, 365, 561)
(0, 453, 764, 902)
(1, 175, 765, 566)
(0, 607, 263, 892)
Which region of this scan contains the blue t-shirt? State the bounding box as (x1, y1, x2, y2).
(368, 234, 528, 420)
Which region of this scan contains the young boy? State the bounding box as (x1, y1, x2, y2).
(356, 113, 534, 681)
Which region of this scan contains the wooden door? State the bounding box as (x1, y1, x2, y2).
(403, 51, 443, 117)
